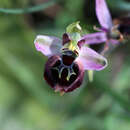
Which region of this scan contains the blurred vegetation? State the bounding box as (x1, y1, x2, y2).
(0, 0, 130, 130)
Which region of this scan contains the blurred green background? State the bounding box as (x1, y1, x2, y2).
(0, 0, 130, 130)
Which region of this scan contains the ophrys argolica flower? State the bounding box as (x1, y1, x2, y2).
(34, 22, 107, 94)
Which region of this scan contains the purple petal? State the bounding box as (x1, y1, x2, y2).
(109, 39, 120, 44)
(96, 0, 113, 29)
(62, 33, 71, 45)
(76, 46, 108, 71)
(81, 32, 107, 45)
(34, 35, 62, 57)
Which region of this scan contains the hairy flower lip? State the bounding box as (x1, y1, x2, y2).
(44, 55, 84, 93)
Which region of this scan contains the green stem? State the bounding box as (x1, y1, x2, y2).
(0, 0, 58, 14)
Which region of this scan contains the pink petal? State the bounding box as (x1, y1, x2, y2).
(109, 39, 120, 44)
(81, 32, 107, 45)
(76, 45, 107, 71)
(96, 0, 113, 29)
(34, 35, 62, 57)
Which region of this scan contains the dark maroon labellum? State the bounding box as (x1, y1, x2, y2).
(44, 55, 84, 93)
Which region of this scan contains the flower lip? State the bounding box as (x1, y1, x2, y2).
(44, 55, 84, 93)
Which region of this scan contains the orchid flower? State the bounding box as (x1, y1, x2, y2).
(82, 0, 124, 50)
(34, 22, 107, 94)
